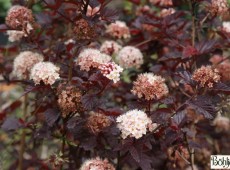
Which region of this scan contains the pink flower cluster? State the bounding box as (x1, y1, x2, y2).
(131, 73, 169, 100)
(6, 5, 34, 31)
(76, 48, 111, 71)
(80, 157, 115, 170)
(98, 62, 123, 83)
(30, 62, 60, 85)
(210, 55, 230, 81)
(192, 66, 220, 88)
(117, 46, 144, 69)
(12, 51, 44, 79)
(100, 40, 122, 56)
(106, 21, 131, 39)
(210, 0, 229, 16)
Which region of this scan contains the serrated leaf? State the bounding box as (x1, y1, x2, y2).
(213, 82, 230, 94)
(195, 40, 220, 55)
(186, 96, 216, 119)
(100, 7, 119, 22)
(172, 110, 186, 125)
(81, 94, 101, 111)
(44, 108, 60, 127)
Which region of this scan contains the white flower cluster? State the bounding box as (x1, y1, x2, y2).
(223, 21, 230, 33)
(12, 51, 44, 79)
(99, 62, 123, 83)
(116, 109, 154, 139)
(30, 62, 60, 85)
(76, 48, 111, 71)
(117, 46, 144, 69)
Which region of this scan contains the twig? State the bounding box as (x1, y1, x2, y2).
(18, 93, 28, 170)
(184, 132, 195, 170)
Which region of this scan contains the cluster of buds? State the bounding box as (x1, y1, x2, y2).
(209, 0, 229, 16)
(49, 152, 68, 168)
(86, 112, 112, 134)
(57, 83, 83, 117)
(192, 65, 220, 88)
(131, 73, 169, 100)
(210, 55, 230, 81)
(73, 19, 97, 40)
(5, 5, 35, 38)
(98, 62, 123, 83)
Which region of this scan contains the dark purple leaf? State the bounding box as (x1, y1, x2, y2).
(186, 96, 216, 119)
(1, 117, 22, 131)
(213, 82, 230, 94)
(195, 40, 220, 55)
(44, 108, 60, 127)
(35, 13, 52, 26)
(175, 71, 194, 85)
(80, 136, 97, 150)
(81, 94, 101, 110)
(129, 146, 140, 163)
(172, 110, 186, 126)
(100, 7, 119, 22)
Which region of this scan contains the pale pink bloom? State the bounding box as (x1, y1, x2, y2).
(100, 40, 122, 55)
(222, 21, 230, 33)
(98, 62, 123, 83)
(149, 0, 173, 6)
(12, 51, 43, 79)
(131, 73, 169, 100)
(7, 30, 25, 42)
(116, 109, 154, 139)
(30, 62, 60, 85)
(106, 21, 131, 39)
(210, 0, 229, 16)
(5, 5, 34, 30)
(136, 5, 151, 16)
(80, 157, 115, 170)
(213, 115, 230, 132)
(117, 46, 143, 69)
(210, 55, 230, 81)
(192, 66, 220, 88)
(76, 48, 111, 71)
(159, 8, 175, 17)
(86, 112, 112, 134)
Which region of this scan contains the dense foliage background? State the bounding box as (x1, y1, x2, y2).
(0, 0, 230, 170)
